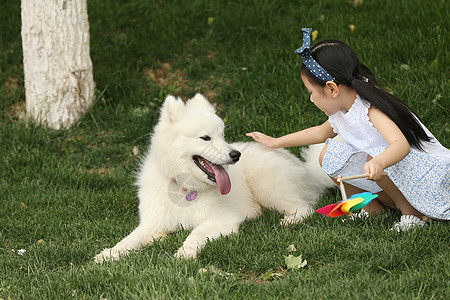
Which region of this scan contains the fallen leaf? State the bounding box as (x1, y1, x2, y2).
(285, 254, 307, 269)
(287, 244, 297, 252)
(349, 24, 356, 32)
(132, 107, 149, 117)
(348, 0, 363, 7)
(432, 94, 442, 104)
(208, 265, 233, 277)
(400, 64, 411, 71)
(311, 30, 318, 41)
(132, 146, 139, 156)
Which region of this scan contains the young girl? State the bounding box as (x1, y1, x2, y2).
(246, 28, 450, 231)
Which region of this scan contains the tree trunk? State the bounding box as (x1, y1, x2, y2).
(21, 0, 95, 129)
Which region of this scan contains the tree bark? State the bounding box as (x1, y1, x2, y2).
(21, 0, 95, 129)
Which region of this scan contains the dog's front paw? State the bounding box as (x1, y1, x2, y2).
(175, 246, 198, 260)
(94, 248, 129, 263)
(280, 213, 305, 226)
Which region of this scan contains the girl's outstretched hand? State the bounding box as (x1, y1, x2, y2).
(246, 132, 279, 149)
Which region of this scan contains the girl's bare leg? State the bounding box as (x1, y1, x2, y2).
(364, 154, 424, 218)
(375, 176, 424, 218)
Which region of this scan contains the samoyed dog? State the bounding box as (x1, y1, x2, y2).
(95, 94, 333, 262)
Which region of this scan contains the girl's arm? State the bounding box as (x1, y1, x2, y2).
(366, 107, 411, 180)
(246, 120, 336, 149)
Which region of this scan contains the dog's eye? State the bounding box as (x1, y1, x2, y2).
(200, 135, 211, 141)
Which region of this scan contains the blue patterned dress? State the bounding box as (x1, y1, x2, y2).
(322, 95, 450, 220)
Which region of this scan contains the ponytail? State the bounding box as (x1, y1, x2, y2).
(300, 39, 432, 150)
(350, 79, 432, 150)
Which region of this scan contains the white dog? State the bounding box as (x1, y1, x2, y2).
(95, 94, 333, 262)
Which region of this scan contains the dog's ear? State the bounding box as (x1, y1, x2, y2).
(186, 93, 216, 114)
(160, 95, 185, 123)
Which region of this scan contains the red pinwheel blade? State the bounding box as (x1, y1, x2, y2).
(315, 203, 347, 217)
(329, 202, 347, 217)
(315, 204, 338, 216)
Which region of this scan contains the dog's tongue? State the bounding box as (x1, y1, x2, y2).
(209, 163, 231, 195)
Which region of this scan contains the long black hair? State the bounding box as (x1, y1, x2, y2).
(300, 39, 432, 150)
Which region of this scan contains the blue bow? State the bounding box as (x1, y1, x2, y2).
(295, 28, 335, 82)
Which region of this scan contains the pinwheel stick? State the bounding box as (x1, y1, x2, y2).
(336, 172, 388, 201)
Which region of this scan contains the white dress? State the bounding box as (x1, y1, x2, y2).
(322, 95, 450, 220)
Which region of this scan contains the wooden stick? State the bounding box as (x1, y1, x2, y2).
(336, 172, 388, 183)
(339, 179, 347, 201)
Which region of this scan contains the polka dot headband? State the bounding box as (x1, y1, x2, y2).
(295, 28, 335, 82)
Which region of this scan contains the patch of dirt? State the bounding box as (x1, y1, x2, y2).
(3, 77, 21, 96)
(144, 51, 229, 103)
(6, 101, 26, 121)
(145, 62, 187, 90)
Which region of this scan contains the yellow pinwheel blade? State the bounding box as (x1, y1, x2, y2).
(341, 197, 363, 213)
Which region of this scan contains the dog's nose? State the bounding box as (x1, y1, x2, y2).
(229, 150, 241, 163)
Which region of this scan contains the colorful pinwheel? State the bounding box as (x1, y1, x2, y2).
(315, 192, 379, 217)
(315, 173, 387, 217)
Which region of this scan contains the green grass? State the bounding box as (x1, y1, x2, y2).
(1, 0, 449, 299)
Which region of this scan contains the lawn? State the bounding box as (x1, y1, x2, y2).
(1, 0, 449, 299)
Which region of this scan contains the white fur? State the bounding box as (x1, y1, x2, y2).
(95, 94, 334, 262)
